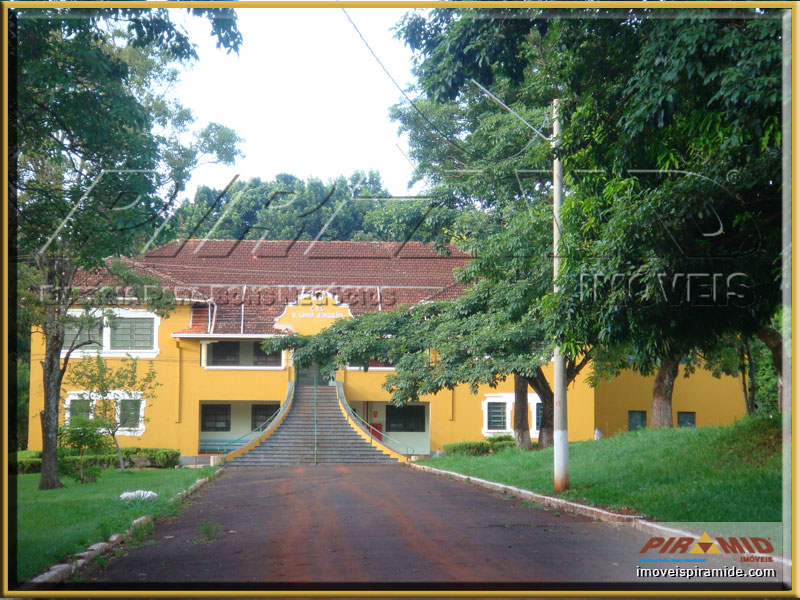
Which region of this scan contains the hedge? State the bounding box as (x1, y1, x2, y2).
(9, 448, 180, 475)
(442, 441, 491, 456)
(491, 440, 516, 452)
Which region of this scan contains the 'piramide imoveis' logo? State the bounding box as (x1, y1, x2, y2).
(640, 532, 774, 563)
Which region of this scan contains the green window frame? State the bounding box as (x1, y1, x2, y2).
(486, 402, 506, 431)
(677, 411, 696, 428)
(251, 403, 280, 430)
(628, 410, 647, 431)
(119, 398, 143, 429)
(201, 404, 231, 432)
(110, 318, 154, 350)
(386, 405, 425, 433)
(253, 344, 281, 367)
(63, 320, 102, 351)
(68, 398, 92, 421)
(208, 342, 240, 366)
(535, 402, 543, 430)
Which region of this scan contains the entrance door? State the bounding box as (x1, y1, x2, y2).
(297, 364, 333, 386)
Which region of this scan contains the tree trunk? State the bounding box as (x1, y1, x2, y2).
(651, 357, 679, 428)
(39, 326, 65, 490)
(746, 341, 757, 413)
(78, 451, 86, 484)
(755, 326, 783, 414)
(523, 368, 554, 449)
(738, 339, 756, 416)
(113, 434, 125, 471)
(36, 252, 77, 490)
(512, 373, 533, 450)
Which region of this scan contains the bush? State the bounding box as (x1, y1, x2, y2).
(491, 440, 516, 452)
(154, 449, 180, 468)
(443, 441, 491, 456)
(485, 434, 514, 444)
(129, 453, 152, 468)
(10, 448, 181, 474)
(11, 459, 42, 475)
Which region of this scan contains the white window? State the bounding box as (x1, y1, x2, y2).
(62, 319, 102, 351)
(482, 393, 541, 438)
(62, 308, 160, 359)
(64, 390, 146, 436)
(110, 318, 154, 350)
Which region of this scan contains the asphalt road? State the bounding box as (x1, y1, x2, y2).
(76, 464, 784, 593)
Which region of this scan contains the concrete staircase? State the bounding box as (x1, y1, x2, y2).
(227, 385, 396, 466)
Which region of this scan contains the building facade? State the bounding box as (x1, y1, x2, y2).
(26, 240, 745, 458)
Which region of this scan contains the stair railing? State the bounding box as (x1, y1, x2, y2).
(313, 372, 318, 466)
(222, 381, 295, 462)
(335, 381, 414, 460)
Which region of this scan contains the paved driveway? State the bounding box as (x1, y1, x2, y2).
(79, 464, 781, 592)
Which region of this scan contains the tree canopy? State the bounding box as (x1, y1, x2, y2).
(391, 7, 784, 427)
(12, 6, 244, 488)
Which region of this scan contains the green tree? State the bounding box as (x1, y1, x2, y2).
(545, 11, 783, 425)
(393, 8, 784, 427)
(13, 7, 243, 489)
(57, 417, 112, 484)
(65, 356, 160, 471)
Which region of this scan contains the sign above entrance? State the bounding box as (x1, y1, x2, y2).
(274, 291, 354, 335)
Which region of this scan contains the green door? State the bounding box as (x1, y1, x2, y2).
(297, 364, 332, 386)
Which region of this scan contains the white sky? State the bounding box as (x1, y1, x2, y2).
(172, 8, 423, 202)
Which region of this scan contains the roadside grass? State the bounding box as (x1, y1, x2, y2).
(12, 466, 218, 583)
(418, 414, 782, 523)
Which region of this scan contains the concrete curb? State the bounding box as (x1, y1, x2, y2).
(29, 468, 223, 585)
(409, 463, 639, 523)
(407, 463, 793, 569)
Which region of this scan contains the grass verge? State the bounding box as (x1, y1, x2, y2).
(418, 414, 782, 523)
(12, 466, 218, 583)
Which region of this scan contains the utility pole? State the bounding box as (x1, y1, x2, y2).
(469, 80, 569, 490)
(552, 98, 569, 492)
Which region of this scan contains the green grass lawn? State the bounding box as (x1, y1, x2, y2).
(419, 414, 783, 523)
(12, 466, 217, 583)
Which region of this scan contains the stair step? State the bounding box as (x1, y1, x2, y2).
(228, 389, 400, 466)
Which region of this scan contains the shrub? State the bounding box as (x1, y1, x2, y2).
(10, 448, 181, 474)
(58, 417, 113, 484)
(11, 458, 42, 475)
(491, 440, 516, 452)
(129, 453, 152, 468)
(154, 449, 180, 468)
(11, 450, 42, 462)
(485, 434, 514, 444)
(443, 441, 491, 456)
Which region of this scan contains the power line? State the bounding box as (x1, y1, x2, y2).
(340, 8, 542, 166)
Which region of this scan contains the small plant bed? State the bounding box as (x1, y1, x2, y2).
(12, 466, 218, 583)
(418, 415, 782, 523)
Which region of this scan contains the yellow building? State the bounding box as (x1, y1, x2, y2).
(27, 240, 745, 461)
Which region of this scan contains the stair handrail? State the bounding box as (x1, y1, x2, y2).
(222, 381, 296, 461)
(335, 381, 414, 459)
(313, 373, 318, 466)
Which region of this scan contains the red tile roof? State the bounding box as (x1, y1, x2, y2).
(110, 240, 472, 336)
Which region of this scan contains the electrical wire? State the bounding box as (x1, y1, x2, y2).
(340, 8, 546, 166)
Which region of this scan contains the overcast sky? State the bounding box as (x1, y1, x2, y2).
(173, 8, 422, 201)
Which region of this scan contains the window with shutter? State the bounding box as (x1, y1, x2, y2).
(111, 318, 154, 350)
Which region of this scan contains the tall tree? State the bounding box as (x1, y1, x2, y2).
(393, 8, 784, 427)
(546, 10, 783, 424)
(13, 6, 243, 489)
